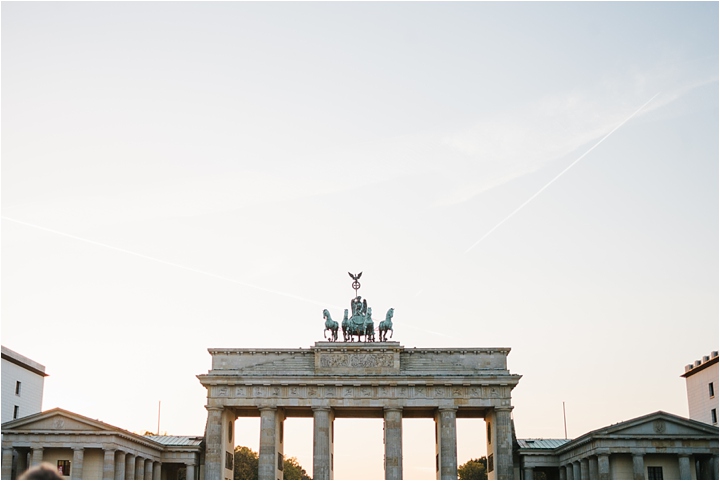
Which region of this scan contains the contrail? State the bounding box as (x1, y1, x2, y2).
(2, 216, 336, 309)
(464, 92, 661, 254)
(3, 216, 459, 339)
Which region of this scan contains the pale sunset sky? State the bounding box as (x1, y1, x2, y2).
(2, 2, 718, 479)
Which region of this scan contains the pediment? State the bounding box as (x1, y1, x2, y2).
(2, 408, 114, 432)
(602, 412, 718, 438)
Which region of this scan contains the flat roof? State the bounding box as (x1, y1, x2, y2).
(1, 346, 48, 377)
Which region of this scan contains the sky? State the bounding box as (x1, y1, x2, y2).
(1, 1, 718, 479)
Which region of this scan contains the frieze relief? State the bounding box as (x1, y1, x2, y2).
(318, 353, 394, 368)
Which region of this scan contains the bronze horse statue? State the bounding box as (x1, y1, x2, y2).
(323, 309, 339, 342)
(378, 307, 394, 342)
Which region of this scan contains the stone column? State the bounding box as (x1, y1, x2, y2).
(558, 465, 566, 480)
(153, 462, 161, 480)
(186, 463, 195, 480)
(710, 455, 719, 481)
(135, 456, 145, 480)
(435, 407, 458, 480)
(1, 447, 13, 480)
(103, 449, 116, 480)
(589, 457, 598, 480)
(384, 407, 403, 480)
(115, 452, 126, 480)
(313, 407, 334, 480)
(523, 466, 533, 480)
(491, 407, 514, 480)
(678, 455, 692, 480)
(144, 459, 153, 480)
(580, 458, 589, 480)
(258, 407, 284, 480)
(204, 407, 224, 480)
(572, 461, 580, 480)
(71, 448, 84, 480)
(30, 447, 43, 466)
(125, 454, 135, 480)
(565, 464, 573, 480)
(631, 454, 644, 480)
(597, 454, 610, 480)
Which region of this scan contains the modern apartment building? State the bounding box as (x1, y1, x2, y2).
(1, 346, 47, 424)
(682, 350, 719, 426)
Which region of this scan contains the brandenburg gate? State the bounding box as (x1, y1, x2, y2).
(198, 342, 521, 480)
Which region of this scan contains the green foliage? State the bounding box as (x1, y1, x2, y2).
(458, 457, 488, 480)
(234, 446, 258, 480)
(283, 456, 310, 480)
(233, 447, 309, 480)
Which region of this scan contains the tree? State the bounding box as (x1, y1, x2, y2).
(233, 447, 309, 480)
(458, 457, 488, 480)
(282, 456, 310, 480)
(234, 446, 258, 480)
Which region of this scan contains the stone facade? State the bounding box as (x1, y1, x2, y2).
(1, 408, 203, 480)
(517, 411, 719, 480)
(197, 342, 522, 480)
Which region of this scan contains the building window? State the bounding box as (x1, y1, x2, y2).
(57, 460, 71, 476)
(710, 382, 715, 398)
(15, 381, 21, 395)
(13, 405, 19, 419)
(647, 466, 663, 479)
(711, 408, 717, 424)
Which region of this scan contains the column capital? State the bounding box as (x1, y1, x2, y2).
(258, 406, 278, 412)
(438, 406, 458, 413)
(206, 405, 224, 412)
(312, 406, 332, 413)
(494, 406, 514, 412)
(384, 406, 403, 413)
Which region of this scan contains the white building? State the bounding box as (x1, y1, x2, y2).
(1, 346, 47, 424)
(682, 350, 719, 426)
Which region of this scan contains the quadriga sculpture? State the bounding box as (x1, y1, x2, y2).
(378, 307, 394, 342)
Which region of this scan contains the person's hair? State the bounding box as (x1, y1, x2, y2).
(19, 463, 63, 480)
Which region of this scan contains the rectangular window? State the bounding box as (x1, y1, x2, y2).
(15, 381, 21, 395)
(710, 382, 715, 398)
(647, 466, 663, 480)
(488, 453, 494, 473)
(57, 460, 71, 476)
(13, 406, 19, 419)
(225, 451, 233, 470)
(711, 408, 717, 424)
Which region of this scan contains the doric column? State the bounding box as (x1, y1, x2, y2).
(523, 466, 533, 480)
(490, 407, 513, 480)
(384, 407, 403, 480)
(115, 452, 126, 480)
(204, 406, 224, 480)
(580, 458, 589, 480)
(125, 454, 135, 480)
(1, 447, 13, 480)
(103, 449, 116, 480)
(631, 454, 644, 480)
(558, 464, 566, 480)
(31, 447, 44, 466)
(565, 464, 573, 480)
(597, 454, 610, 480)
(186, 463, 195, 480)
(435, 407, 458, 480)
(711, 455, 719, 481)
(71, 448, 84, 480)
(144, 459, 153, 480)
(572, 461, 580, 480)
(588, 457, 598, 480)
(678, 454, 692, 480)
(313, 407, 334, 480)
(153, 461, 161, 480)
(135, 456, 145, 480)
(258, 407, 284, 480)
